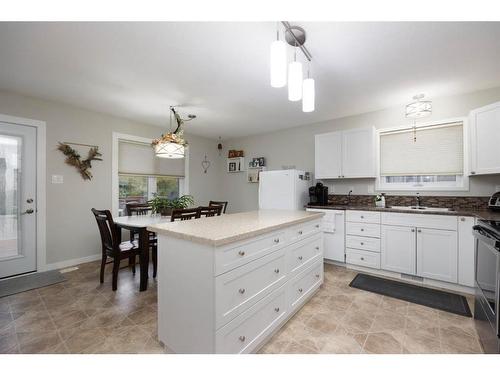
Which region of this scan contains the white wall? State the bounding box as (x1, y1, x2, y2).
(0, 90, 222, 266)
(221, 86, 500, 213)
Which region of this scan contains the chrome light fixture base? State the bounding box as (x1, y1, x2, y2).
(285, 26, 306, 47)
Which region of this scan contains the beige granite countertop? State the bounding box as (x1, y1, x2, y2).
(147, 209, 324, 247)
(306, 204, 500, 221)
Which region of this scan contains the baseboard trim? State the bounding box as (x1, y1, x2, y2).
(42, 254, 101, 272)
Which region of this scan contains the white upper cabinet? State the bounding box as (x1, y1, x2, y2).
(342, 128, 376, 178)
(416, 228, 458, 283)
(314, 132, 342, 179)
(470, 101, 500, 175)
(314, 127, 375, 179)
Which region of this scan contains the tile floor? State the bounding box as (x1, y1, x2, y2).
(0, 260, 483, 354)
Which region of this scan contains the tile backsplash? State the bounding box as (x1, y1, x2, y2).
(328, 194, 490, 210)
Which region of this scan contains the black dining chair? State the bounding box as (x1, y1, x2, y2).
(91, 208, 142, 291)
(209, 200, 228, 214)
(199, 205, 222, 217)
(171, 208, 201, 221)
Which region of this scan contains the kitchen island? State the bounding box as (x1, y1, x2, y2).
(148, 210, 324, 354)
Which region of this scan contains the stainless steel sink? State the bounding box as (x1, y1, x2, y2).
(388, 206, 454, 212)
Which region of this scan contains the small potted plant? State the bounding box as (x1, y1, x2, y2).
(374, 193, 386, 208)
(148, 195, 194, 216)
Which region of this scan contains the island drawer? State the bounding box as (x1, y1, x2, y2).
(346, 222, 381, 238)
(287, 220, 322, 243)
(215, 284, 287, 354)
(287, 233, 323, 277)
(215, 248, 287, 329)
(346, 210, 381, 224)
(345, 248, 380, 269)
(346, 235, 380, 252)
(289, 260, 323, 311)
(215, 231, 286, 276)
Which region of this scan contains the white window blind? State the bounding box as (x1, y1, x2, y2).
(118, 140, 185, 177)
(380, 122, 464, 176)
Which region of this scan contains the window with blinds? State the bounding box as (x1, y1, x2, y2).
(118, 140, 185, 215)
(378, 121, 466, 190)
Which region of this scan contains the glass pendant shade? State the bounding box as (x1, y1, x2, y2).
(270, 40, 287, 88)
(405, 95, 432, 119)
(288, 61, 303, 101)
(302, 78, 315, 112)
(154, 141, 185, 159)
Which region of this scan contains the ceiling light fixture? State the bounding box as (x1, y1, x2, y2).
(406, 94, 432, 119)
(152, 106, 195, 159)
(270, 22, 315, 111)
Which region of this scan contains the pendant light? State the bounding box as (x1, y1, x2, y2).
(152, 106, 194, 159)
(288, 48, 303, 101)
(270, 24, 287, 88)
(302, 67, 315, 112)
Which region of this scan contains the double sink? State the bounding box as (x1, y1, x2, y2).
(389, 205, 454, 212)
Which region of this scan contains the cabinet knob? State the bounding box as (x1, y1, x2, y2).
(460, 217, 466, 222)
(471, 171, 476, 175)
(239, 336, 246, 342)
(411, 229, 415, 232)
(239, 288, 245, 294)
(315, 274, 320, 278)
(360, 242, 364, 245)
(238, 250, 245, 256)
(298, 255, 303, 260)
(274, 268, 280, 274)
(315, 224, 320, 228)
(315, 246, 320, 250)
(298, 230, 303, 235)
(298, 288, 303, 293)
(274, 238, 280, 243)
(360, 257, 365, 261)
(274, 307, 280, 312)
(417, 229, 422, 233)
(360, 228, 364, 232)
(360, 215, 364, 219)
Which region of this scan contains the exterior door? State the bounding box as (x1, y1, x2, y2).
(416, 227, 458, 283)
(0, 122, 37, 278)
(381, 225, 416, 275)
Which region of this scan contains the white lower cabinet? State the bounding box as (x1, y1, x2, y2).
(345, 248, 381, 269)
(381, 225, 416, 275)
(458, 216, 476, 287)
(289, 260, 323, 310)
(416, 228, 458, 283)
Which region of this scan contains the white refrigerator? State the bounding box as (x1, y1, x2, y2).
(258, 169, 311, 210)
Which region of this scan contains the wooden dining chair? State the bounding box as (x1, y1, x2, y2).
(170, 207, 201, 221)
(125, 202, 153, 216)
(91, 208, 142, 291)
(199, 205, 222, 217)
(209, 200, 228, 214)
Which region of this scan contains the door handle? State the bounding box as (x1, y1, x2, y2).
(21, 208, 34, 215)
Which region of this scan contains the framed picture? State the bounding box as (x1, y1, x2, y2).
(228, 162, 237, 172)
(258, 157, 265, 166)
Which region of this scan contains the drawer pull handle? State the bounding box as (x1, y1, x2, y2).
(298, 230, 303, 235)
(238, 250, 245, 256)
(315, 274, 320, 278)
(298, 288, 303, 293)
(239, 288, 245, 294)
(298, 256, 303, 260)
(274, 238, 280, 243)
(315, 246, 320, 250)
(239, 336, 246, 342)
(274, 307, 280, 312)
(360, 257, 365, 261)
(274, 268, 280, 274)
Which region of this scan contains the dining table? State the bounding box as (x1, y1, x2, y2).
(113, 214, 171, 291)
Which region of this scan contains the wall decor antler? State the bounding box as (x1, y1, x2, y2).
(57, 142, 102, 180)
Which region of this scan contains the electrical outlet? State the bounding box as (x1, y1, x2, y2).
(51, 175, 64, 184)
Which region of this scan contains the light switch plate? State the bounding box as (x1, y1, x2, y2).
(51, 175, 64, 184)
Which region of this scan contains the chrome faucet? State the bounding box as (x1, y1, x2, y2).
(347, 190, 353, 205)
(415, 193, 421, 208)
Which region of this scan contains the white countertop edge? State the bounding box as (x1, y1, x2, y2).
(147, 210, 324, 247)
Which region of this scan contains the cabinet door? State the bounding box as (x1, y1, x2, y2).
(458, 216, 475, 287)
(470, 101, 500, 175)
(416, 228, 458, 283)
(323, 211, 345, 262)
(381, 225, 416, 275)
(341, 127, 375, 178)
(315, 132, 342, 179)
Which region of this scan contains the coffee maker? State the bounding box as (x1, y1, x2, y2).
(309, 182, 329, 205)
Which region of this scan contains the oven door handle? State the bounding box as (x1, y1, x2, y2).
(473, 225, 500, 248)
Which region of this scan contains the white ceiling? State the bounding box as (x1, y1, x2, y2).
(1, 22, 500, 139)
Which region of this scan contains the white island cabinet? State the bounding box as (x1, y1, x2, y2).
(148, 210, 324, 354)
